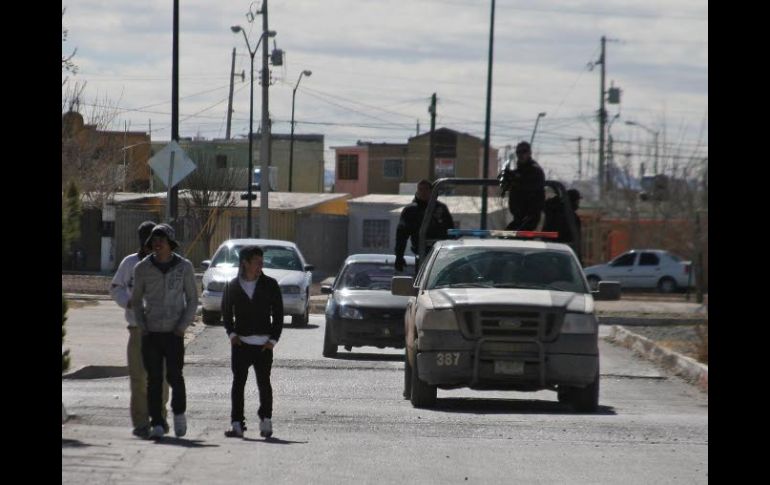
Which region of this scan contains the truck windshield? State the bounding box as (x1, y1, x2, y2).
(427, 247, 588, 293)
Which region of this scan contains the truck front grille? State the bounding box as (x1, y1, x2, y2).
(462, 308, 558, 341)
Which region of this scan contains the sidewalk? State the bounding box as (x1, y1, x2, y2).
(62, 300, 206, 380)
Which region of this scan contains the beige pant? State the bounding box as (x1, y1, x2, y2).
(128, 326, 169, 429)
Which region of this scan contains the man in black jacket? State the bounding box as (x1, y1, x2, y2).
(394, 179, 455, 273)
(500, 141, 545, 230)
(221, 246, 283, 438)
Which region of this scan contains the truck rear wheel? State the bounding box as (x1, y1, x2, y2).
(410, 354, 437, 408)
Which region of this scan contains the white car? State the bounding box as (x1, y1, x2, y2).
(201, 239, 314, 326)
(583, 249, 693, 293)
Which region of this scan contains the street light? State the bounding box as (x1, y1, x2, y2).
(625, 120, 659, 175)
(606, 113, 620, 189)
(118, 141, 153, 192)
(231, 25, 276, 237)
(530, 112, 546, 145)
(288, 69, 312, 192)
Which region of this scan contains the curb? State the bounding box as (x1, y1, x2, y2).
(64, 293, 112, 301)
(606, 325, 708, 392)
(598, 316, 706, 326)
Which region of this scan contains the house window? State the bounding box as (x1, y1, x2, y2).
(383, 158, 403, 179)
(362, 219, 390, 249)
(216, 154, 227, 169)
(338, 154, 359, 180)
(434, 131, 457, 158)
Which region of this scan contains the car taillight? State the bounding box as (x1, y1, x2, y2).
(684, 264, 690, 274)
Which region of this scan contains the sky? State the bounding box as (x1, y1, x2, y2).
(62, 0, 708, 184)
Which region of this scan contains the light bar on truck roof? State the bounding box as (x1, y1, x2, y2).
(447, 229, 559, 239)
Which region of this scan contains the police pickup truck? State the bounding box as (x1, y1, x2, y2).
(392, 178, 619, 412)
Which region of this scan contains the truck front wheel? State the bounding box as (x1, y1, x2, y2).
(410, 354, 437, 408)
(568, 371, 600, 413)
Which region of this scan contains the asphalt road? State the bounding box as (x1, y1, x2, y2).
(62, 314, 708, 484)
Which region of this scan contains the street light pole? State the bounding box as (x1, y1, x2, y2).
(480, 0, 496, 230)
(289, 70, 312, 192)
(606, 113, 620, 189)
(625, 120, 659, 175)
(231, 24, 276, 238)
(259, 0, 271, 238)
(530, 112, 546, 146)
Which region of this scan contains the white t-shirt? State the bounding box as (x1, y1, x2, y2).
(228, 276, 276, 346)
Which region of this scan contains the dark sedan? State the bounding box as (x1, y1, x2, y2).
(322, 254, 416, 357)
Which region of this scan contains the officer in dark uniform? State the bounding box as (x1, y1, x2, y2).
(394, 179, 455, 273)
(499, 141, 545, 230)
(567, 188, 583, 265)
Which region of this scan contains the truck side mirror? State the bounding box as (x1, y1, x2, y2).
(593, 281, 621, 301)
(392, 276, 418, 297)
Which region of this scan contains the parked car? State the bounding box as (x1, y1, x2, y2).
(392, 233, 619, 411)
(583, 249, 693, 293)
(200, 239, 314, 326)
(322, 254, 416, 357)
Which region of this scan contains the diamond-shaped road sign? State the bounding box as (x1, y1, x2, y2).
(148, 140, 196, 188)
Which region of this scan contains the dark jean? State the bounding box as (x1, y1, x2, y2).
(231, 343, 273, 426)
(142, 332, 186, 428)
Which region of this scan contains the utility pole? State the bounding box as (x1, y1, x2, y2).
(416, 119, 420, 136)
(259, 0, 271, 238)
(576, 137, 583, 180)
(428, 93, 436, 181)
(481, 0, 496, 230)
(170, 0, 179, 228)
(597, 35, 607, 200)
(226, 47, 236, 140)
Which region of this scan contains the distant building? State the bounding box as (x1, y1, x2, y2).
(150, 134, 325, 193)
(62, 111, 152, 191)
(346, 194, 510, 256)
(332, 128, 499, 197)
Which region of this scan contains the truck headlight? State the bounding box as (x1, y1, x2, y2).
(206, 281, 226, 292)
(420, 309, 458, 330)
(281, 285, 301, 295)
(339, 306, 363, 320)
(561, 313, 598, 334)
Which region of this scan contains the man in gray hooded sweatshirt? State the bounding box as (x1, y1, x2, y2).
(132, 223, 198, 439)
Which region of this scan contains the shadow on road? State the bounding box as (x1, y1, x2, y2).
(330, 352, 403, 362)
(433, 397, 616, 416)
(242, 437, 308, 445)
(152, 437, 220, 448)
(286, 324, 320, 330)
(62, 438, 97, 448)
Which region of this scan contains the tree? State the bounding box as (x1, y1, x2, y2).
(179, 151, 243, 259)
(62, 294, 71, 373)
(595, 113, 708, 295)
(62, 180, 82, 266)
(62, 8, 78, 82)
(62, 8, 125, 208)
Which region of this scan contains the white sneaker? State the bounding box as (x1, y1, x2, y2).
(149, 424, 165, 439)
(225, 421, 244, 438)
(173, 413, 187, 437)
(259, 418, 272, 438)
